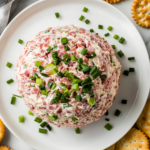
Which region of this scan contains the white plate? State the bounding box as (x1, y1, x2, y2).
(0, 0, 150, 150)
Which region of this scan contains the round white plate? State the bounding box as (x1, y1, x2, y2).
(0, 0, 150, 150)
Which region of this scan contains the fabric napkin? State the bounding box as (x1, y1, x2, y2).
(0, 0, 14, 35)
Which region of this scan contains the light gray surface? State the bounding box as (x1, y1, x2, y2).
(0, 0, 150, 150)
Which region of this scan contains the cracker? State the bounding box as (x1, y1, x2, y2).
(105, 144, 115, 150)
(131, 0, 150, 28)
(136, 99, 150, 138)
(104, 0, 123, 4)
(0, 118, 5, 142)
(0, 146, 12, 150)
(115, 128, 149, 150)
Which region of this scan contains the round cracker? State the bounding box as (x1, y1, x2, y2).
(105, 144, 115, 150)
(0, 146, 12, 150)
(0, 118, 5, 142)
(136, 99, 150, 138)
(115, 128, 149, 150)
(103, 0, 123, 4)
(131, 0, 150, 28)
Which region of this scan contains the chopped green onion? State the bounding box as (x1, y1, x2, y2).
(55, 12, 59, 18)
(82, 66, 91, 74)
(72, 79, 81, 84)
(89, 52, 96, 58)
(105, 110, 109, 116)
(79, 15, 84, 21)
(75, 128, 80, 134)
(18, 39, 23, 44)
(63, 103, 72, 109)
(52, 51, 58, 58)
(7, 79, 14, 84)
(85, 19, 90, 24)
(63, 57, 71, 64)
(51, 83, 57, 90)
(96, 33, 98, 35)
(39, 128, 47, 134)
(113, 34, 119, 39)
(18, 115, 25, 123)
(47, 46, 53, 52)
(105, 118, 110, 121)
(64, 45, 70, 51)
(34, 117, 42, 123)
(52, 59, 60, 66)
(60, 83, 66, 87)
(34, 73, 39, 78)
(77, 58, 83, 64)
(57, 71, 64, 78)
(61, 37, 68, 44)
(111, 45, 116, 49)
(83, 7, 88, 12)
(46, 124, 52, 131)
(63, 53, 69, 59)
(29, 76, 36, 81)
(40, 73, 49, 77)
(122, 99, 127, 104)
(81, 48, 88, 55)
(39, 85, 45, 91)
(98, 25, 103, 29)
(71, 84, 79, 91)
(71, 55, 76, 61)
(88, 97, 95, 106)
(77, 65, 82, 71)
(30, 83, 35, 87)
(128, 57, 135, 60)
(10, 96, 16, 105)
(49, 114, 58, 121)
(102, 37, 105, 40)
(90, 66, 97, 75)
(30, 49, 34, 52)
(51, 96, 59, 104)
(123, 70, 129, 76)
(39, 65, 44, 72)
(35, 61, 41, 67)
(45, 30, 50, 33)
(28, 110, 34, 115)
(107, 26, 113, 31)
(90, 29, 94, 32)
(72, 117, 78, 122)
(104, 123, 113, 131)
(76, 95, 82, 102)
(100, 74, 107, 79)
(129, 68, 135, 72)
(23, 64, 27, 69)
(117, 50, 124, 57)
(68, 73, 74, 80)
(40, 122, 47, 128)
(115, 109, 121, 117)
(104, 33, 110, 37)
(6, 62, 12, 68)
(13, 94, 22, 98)
(47, 81, 53, 89)
(81, 76, 92, 86)
(119, 37, 125, 44)
(64, 70, 69, 77)
(41, 90, 48, 96)
(36, 78, 43, 85)
(53, 45, 58, 49)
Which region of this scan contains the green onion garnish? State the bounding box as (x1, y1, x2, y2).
(46, 124, 52, 131)
(18, 115, 25, 123)
(51, 96, 59, 104)
(122, 99, 127, 104)
(77, 65, 82, 71)
(23, 64, 27, 69)
(75, 128, 80, 134)
(83, 7, 88, 12)
(40, 73, 49, 77)
(104, 123, 113, 131)
(64, 45, 70, 51)
(98, 25, 103, 29)
(61, 37, 68, 44)
(10, 96, 16, 105)
(77, 58, 83, 64)
(63, 57, 71, 64)
(35, 61, 41, 67)
(72, 117, 78, 122)
(100, 74, 107, 79)
(129, 68, 135, 72)
(57, 71, 64, 78)
(55, 12, 59, 18)
(39, 85, 45, 91)
(96, 33, 98, 35)
(105, 110, 109, 116)
(81, 48, 88, 55)
(51, 83, 57, 90)
(29, 76, 36, 81)
(72, 79, 81, 84)
(47, 81, 53, 89)
(104, 33, 110, 37)
(113, 34, 119, 39)
(63, 103, 72, 109)
(30, 83, 35, 87)
(119, 37, 125, 44)
(47, 46, 53, 52)
(36, 78, 43, 85)
(53, 45, 58, 49)
(115, 109, 121, 117)
(107, 26, 113, 31)
(76, 95, 82, 102)
(71, 55, 76, 61)
(85, 19, 90, 24)
(41, 90, 48, 96)
(111, 45, 116, 49)
(102, 37, 105, 40)
(105, 118, 110, 121)
(123, 70, 129, 76)
(40, 122, 47, 128)
(81, 76, 92, 86)
(82, 66, 91, 74)
(39, 128, 47, 134)
(18, 39, 23, 44)
(88, 97, 95, 106)
(30, 49, 34, 52)
(117, 50, 124, 57)
(79, 15, 84, 21)
(28, 110, 34, 115)
(71, 84, 79, 91)
(34, 117, 42, 123)
(128, 57, 135, 60)
(89, 52, 96, 58)
(49, 114, 58, 121)
(13, 94, 22, 98)
(45, 30, 50, 33)
(90, 29, 94, 32)
(7, 79, 14, 84)
(6, 62, 12, 68)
